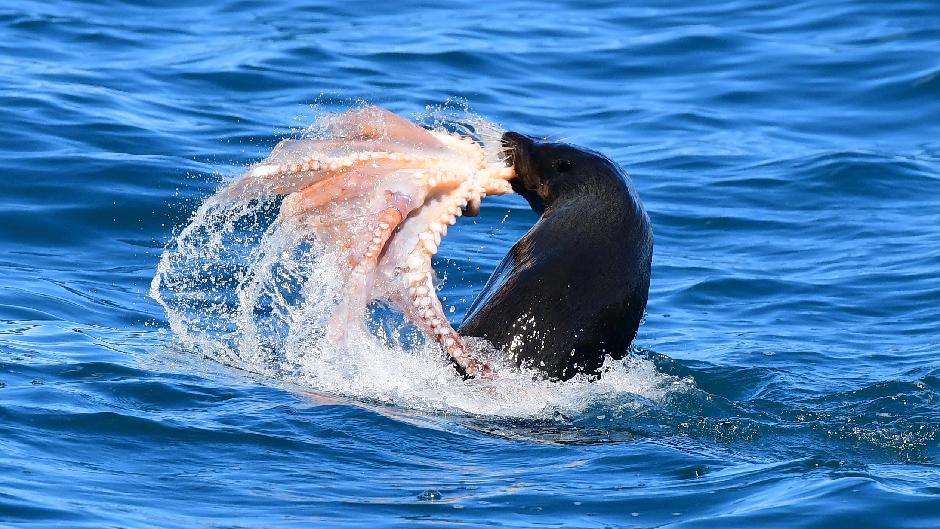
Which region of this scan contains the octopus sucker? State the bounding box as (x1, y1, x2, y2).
(217, 107, 513, 378)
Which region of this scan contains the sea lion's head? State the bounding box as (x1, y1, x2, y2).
(501, 132, 624, 215)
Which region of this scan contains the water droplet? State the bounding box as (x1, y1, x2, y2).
(417, 489, 442, 502)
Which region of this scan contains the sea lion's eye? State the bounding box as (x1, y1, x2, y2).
(553, 159, 572, 173)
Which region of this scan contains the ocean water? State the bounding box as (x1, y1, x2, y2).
(2, 0, 939, 527)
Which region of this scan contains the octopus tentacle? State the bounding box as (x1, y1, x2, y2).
(231, 151, 482, 202)
(392, 179, 497, 377)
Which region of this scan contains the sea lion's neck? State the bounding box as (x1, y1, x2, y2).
(540, 171, 638, 225)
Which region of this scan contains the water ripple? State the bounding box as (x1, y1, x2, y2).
(2, 0, 940, 526)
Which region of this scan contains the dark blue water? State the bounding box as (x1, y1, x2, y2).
(3, 1, 940, 527)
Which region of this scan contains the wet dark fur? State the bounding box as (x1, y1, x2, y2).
(459, 132, 653, 381)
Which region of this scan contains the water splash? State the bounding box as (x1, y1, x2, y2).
(151, 107, 689, 419)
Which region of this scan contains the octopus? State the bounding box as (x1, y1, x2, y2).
(217, 107, 514, 378)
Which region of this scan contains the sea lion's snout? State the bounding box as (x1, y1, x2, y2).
(462, 132, 531, 218)
(501, 131, 532, 178)
(501, 131, 547, 214)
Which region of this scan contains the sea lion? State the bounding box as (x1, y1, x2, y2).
(459, 132, 653, 381)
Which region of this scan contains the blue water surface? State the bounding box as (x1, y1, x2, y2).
(2, 1, 940, 527)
